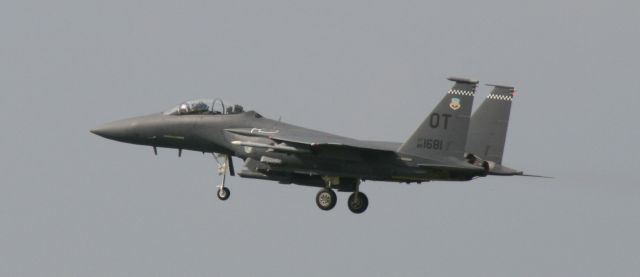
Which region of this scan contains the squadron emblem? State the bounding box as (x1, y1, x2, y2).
(449, 98, 461, 110)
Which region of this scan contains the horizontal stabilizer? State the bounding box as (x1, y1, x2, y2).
(518, 173, 553, 178)
(485, 163, 552, 178)
(417, 162, 485, 173)
(486, 163, 522, 176)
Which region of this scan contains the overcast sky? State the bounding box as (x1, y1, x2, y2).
(2, 0, 640, 276)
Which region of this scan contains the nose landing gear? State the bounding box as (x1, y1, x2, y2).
(214, 154, 234, 201)
(217, 187, 230, 200)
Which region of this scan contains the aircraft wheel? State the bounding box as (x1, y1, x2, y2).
(217, 187, 230, 201)
(316, 189, 337, 211)
(347, 192, 368, 214)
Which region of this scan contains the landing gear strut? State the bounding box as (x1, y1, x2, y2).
(214, 154, 232, 201)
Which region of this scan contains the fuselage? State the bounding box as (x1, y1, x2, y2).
(90, 77, 524, 213)
(92, 110, 483, 187)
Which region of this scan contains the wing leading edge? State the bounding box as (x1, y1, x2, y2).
(225, 128, 398, 153)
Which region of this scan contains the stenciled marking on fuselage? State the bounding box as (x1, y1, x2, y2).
(250, 128, 280, 135)
(163, 135, 185, 140)
(429, 113, 452, 129)
(416, 138, 444, 150)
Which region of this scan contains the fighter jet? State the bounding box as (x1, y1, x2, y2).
(91, 77, 532, 214)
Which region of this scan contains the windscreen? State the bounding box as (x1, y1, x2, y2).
(163, 99, 244, 115)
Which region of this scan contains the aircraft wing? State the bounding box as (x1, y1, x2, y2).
(225, 128, 399, 154)
(225, 127, 487, 177)
(270, 137, 399, 154)
(230, 140, 311, 154)
(269, 135, 485, 173)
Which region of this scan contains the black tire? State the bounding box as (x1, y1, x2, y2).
(347, 192, 368, 214)
(316, 189, 337, 211)
(217, 187, 230, 201)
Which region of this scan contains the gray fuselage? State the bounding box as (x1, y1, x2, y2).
(92, 111, 483, 188)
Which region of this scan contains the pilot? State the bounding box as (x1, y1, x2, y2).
(178, 103, 190, 114)
(192, 102, 209, 114)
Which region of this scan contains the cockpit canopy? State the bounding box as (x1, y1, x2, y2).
(163, 99, 245, 115)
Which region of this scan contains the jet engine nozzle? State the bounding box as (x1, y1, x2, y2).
(465, 153, 495, 176)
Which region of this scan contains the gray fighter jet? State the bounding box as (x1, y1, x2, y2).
(91, 77, 531, 214)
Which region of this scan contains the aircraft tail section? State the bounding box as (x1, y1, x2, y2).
(398, 77, 478, 160)
(465, 84, 515, 165)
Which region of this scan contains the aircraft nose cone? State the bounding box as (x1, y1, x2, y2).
(92, 114, 163, 144)
(91, 119, 136, 141)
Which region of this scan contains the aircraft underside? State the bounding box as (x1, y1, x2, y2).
(208, 152, 484, 214)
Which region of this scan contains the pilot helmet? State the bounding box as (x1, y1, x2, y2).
(179, 103, 190, 114)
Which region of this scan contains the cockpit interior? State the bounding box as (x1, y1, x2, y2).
(164, 99, 245, 116)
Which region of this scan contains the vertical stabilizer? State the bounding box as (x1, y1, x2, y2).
(466, 84, 515, 164)
(398, 77, 478, 160)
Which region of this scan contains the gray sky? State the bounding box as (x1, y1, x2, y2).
(2, 0, 640, 276)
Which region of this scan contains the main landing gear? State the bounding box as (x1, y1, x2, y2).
(347, 189, 368, 214)
(213, 154, 234, 201)
(316, 189, 337, 210)
(315, 178, 369, 214)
